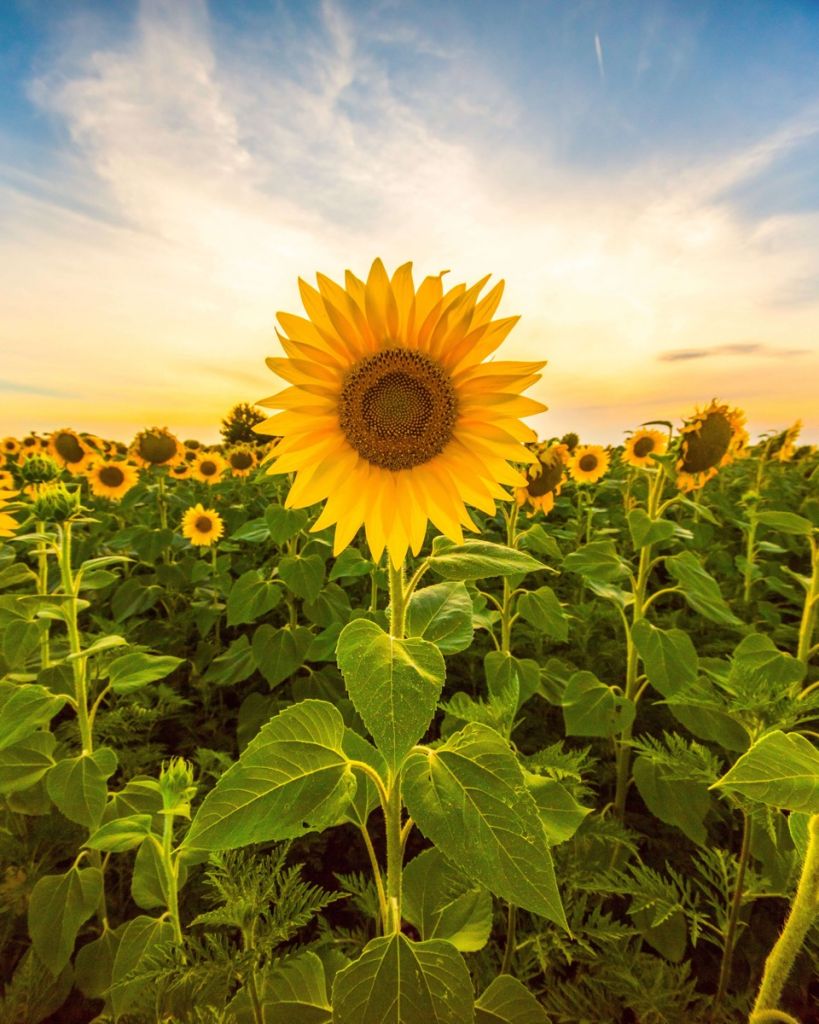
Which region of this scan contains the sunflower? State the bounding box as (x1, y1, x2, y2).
(184, 438, 202, 451)
(0, 490, 20, 538)
(21, 435, 42, 454)
(193, 452, 228, 484)
(255, 259, 546, 565)
(169, 462, 192, 480)
(129, 427, 185, 468)
(676, 399, 747, 492)
(1, 438, 20, 457)
(48, 428, 92, 475)
(569, 444, 610, 484)
(767, 420, 802, 463)
(181, 503, 224, 546)
(0, 470, 15, 490)
(87, 460, 140, 500)
(515, 442, 568, 515)
(622, 428, 668, 469)
(227, 447, 257, 477)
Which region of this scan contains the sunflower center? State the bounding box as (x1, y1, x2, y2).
(339, 349, 457, 471)
(139, 432, 177, 464)
(527, 458, 564, 497)
(54, 432, 85, 464)
(680, 412, 732, 474)
(578, 454, 598, 473)
(200, 460, 217, 476)
(633, 436, 655, 458)
(195, 516, 213, 533)
(231, 452, 254, 469)
(99, 465, 125, 487)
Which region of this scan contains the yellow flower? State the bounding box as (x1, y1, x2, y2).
(48, 428, 92, 475)
(169, 462, 192, 480)
(255, 258, 546, 566)
(0, 490, 19, 538)
(181, 503, 224, 546)
(767, 420, 802, 463)
(129, 427, 185, 468)
(87, 460, 140, 500)
(569, 444, 610, 484)
(227, 447, 257, 477)
(622, 428, 668, 469)
(0, 470, 14, 490)
(676, 399, 747, 492)
(515, 442, 568, 516)
(1, 438, 20, 457)
(193, 452, 228, 484)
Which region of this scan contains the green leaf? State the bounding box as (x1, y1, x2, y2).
(46, 747, 118, 828)
(101, 777, 163, 825)
(0, 683, 66, 750)
(227, 569, 282, 626)
(665, 552, 742, 626)
(627, 509, 676, 550)
(404, 723, 567, 928)
(185, 699, 355, 850)
(403, 848, 493, 952)
(407, 582, 474, 654)
(756, 510, 814, 537)
(0, 562, 37, 590)
(228, 950, 331, 1024)
(484, 652, 540, 709)
(631, 621, 698, 698)
(304, 583, 352, 628)
(107, 652, 183, 694)
(632, 757, 710, 846)
(562, 671, 635, 738)
(252, 624, 314, 688)
(131, 837, 188, 910)
(332, 933, 474, 1024)
(111, 578, 162, 621)
(0, 731, 56, 794)
(516, 585, 569, 642)
(336, 619, 445, 772)
(712, 730, 819, 812)
(28, 866, 102, 974)
(2, 619, 42, 670)
(475, 975, 550, 1024)
(429, 539, 545, 581)
(203, 635, 256, 686)
(727, 634, 806, 694)
(87, 814, 154, 852)
(279, 554, 326, 603)
(74, 926, 122, 999)
(329, 547, 374, 581)
(341, 729, 388, 827)
(563, 540, 630, 583)
(110, 915, 175, 1018)
(265, 504, 309, 545)
(524, 773, 591, 844)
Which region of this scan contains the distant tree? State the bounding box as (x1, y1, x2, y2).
(220, 403, 271, 445)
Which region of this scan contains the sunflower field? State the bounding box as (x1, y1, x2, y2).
(1, 262, 818, 1024)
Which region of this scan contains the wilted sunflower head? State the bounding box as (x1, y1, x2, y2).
(515, 441, 568, 516)
(181, 503, 224, 546)
(227, 447, 257, 477)
(48, 429, 91, 474)
(676, 400, 747, 491)
(194, 452, 227, 484)
(560, 432, 580, 454)
(1, 438, 20, 457)
(255, 258, 546, 566)
(87, 460, 139, 501)
(622, 428, 668, 469)
(569, 445, 610, 485)
(130, 428, 184, 467)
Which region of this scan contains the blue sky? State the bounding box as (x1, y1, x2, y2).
(1, 0, 817, 442)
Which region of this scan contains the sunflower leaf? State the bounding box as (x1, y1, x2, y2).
(428, 539, 545, 581)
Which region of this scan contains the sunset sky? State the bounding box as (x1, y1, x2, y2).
(1, 0, 818, 444)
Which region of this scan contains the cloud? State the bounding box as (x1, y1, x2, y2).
(0, 378, 79, 399)
(658, 342, 810, 362)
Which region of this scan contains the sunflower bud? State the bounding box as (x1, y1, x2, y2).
(158, 757, 196, 818)
(17, 455, 61, 487)
(29, 482, 82, 524)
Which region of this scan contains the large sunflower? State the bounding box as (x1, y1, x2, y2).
(676, 399, 747, 492)
(255, 259, 546, 565)
(181, 503, 224, 546)
(130, 427, 185, 468)
(569, 444, 610, 484)
(87, 460, 140, 500)
(48, 428, 91, 475)
(515, 442, 568, 516)
(193, 452, 228, 484)
(622, 428, 668, 469)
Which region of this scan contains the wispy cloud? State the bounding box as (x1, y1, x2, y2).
(658, 342, 811, 362)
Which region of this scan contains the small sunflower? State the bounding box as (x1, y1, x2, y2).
(1, 438, 20, 457)
(768, 420, 802, 463)
(184, 439, 202, 451)
(48, 428, 92, 475)
(515, 442, 568, 516)
(169, 462, 192, 480)
(569, 444, 610, 484)
(676, 399, 747, 492)
(184, 448, 198, 463)
(21, 435, 42, 455)
(622, 428, 668, 469)
(87, 460, 140, 500)
(181, 503, 224, 546)
(0, 490, 20, 538)
(227, 447, 257, 477)
(130, 427, 185, 468)
(255, 258, 546, 565)
(0, 470, 15, 490)
(194, 452, 228, 484)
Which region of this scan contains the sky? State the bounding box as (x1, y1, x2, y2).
(1, 0, 818, 445)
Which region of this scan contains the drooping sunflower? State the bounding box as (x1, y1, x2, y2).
(676, 399, 747, 492)
(181, 503, 224, 546)
(255, 259, 546, 565)
(227, 447, 257, 477)
(48, 428, 91, 475)
(569, 444, 610, 484)
(194, 452, 228, 484)
(0, 470, 15, 490)
(129, 427, 185, 468)
(0, 490, 20, 538)
(767, 420, 802, 463)
(169, 462, 193, 480)
(86, 460, 140, 500)
(1, 438, 20, 457)
(622, 428, 668, 469)
(515, 442, 568, 515)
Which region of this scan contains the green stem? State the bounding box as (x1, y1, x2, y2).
(58, 523, 92, 755)
(359, 822, 388, 934)
(156, 470, 168, 531)
(796, 536, 818, 664)
(501, 903, 517, 974)
(161, 815, 183, 944)
(752, 814, 819, 1016)
(743, 516, 758, 606)
(385, 778, 403, 934)
(713, 810, 752, 1016)
(388, 561, 407, 641)
(36, 520, 51, 670)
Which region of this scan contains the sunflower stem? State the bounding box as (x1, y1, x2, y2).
(713, 808, 752, 1017)
(156, 469, 168, 531)
(797, 534, 819, 665)
(36, 519, 51, 669)
(387, 561, 407, 640)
